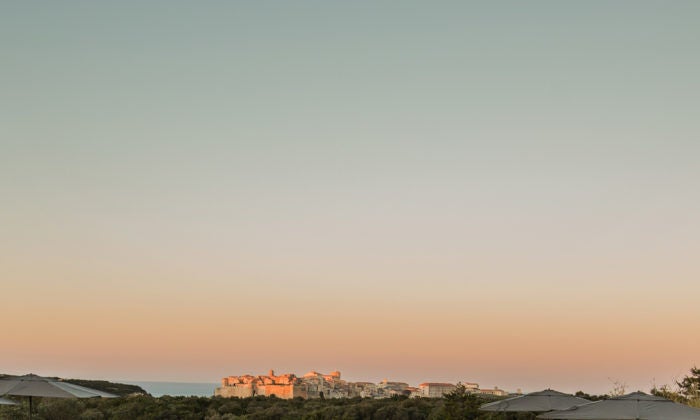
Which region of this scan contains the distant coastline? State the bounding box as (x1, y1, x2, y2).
(124, 381, 219, 397)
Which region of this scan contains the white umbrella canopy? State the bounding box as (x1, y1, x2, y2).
(0, 374, 117, 419)
(538, 391, 700, 420)
(0, 396, 17, 405)
(480, 389, 591, 412)
(0, 374, 117, 398)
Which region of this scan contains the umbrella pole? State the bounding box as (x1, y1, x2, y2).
(29, 396, 32, 420)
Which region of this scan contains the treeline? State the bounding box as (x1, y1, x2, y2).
(2, 367, 697, 420)
(0, 392, 527, 420)
(651, 366, 700, 408)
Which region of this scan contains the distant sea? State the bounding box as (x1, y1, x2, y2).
(125, 381, 219, 397)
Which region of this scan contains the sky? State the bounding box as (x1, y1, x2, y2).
(1, 1, 699, 394)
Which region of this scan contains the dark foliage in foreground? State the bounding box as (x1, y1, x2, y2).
(0, 391, 532, 420)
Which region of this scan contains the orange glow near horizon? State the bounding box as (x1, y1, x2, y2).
(3, 1, 700, 396)
(5, 262, 699, 393)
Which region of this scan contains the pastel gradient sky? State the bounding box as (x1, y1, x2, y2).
(2, 1, 699, 394)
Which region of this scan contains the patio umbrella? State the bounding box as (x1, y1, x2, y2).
(480, 389, 591, 413)
(0, 374, 117, 419)
(0, 396, 17, 405)
(538, 391, 700, 419)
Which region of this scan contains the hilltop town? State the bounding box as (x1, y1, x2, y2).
(215, 370, 509, 400)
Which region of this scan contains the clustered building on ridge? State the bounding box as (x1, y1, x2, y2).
(215, 370, 509, 400)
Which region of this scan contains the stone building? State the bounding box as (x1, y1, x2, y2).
(478, 386, 508, 396)
(216, 369, 348, 399)
(419, 382, 457, 398)
(216, 370, 506, 400)
(369, 379, 410, 397)
(216, 370, 308, 399)
(463, 382, 480, 392)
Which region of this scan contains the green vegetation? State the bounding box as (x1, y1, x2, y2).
(652, 366, 700, 408)
(0, 386, 518, 420)
(3, 368, 699, 419)
(572, 391, 606, 401)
